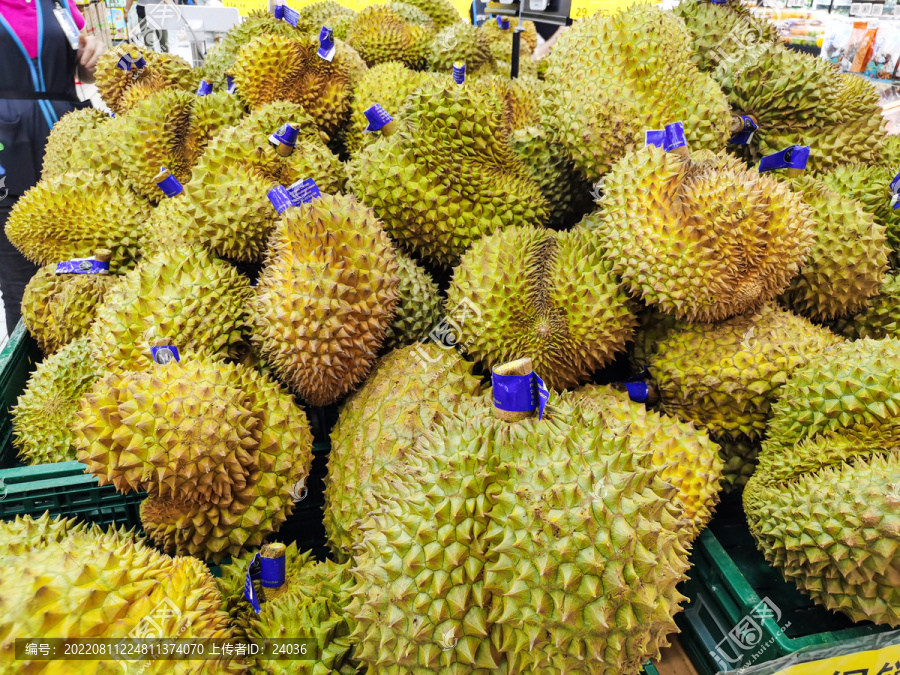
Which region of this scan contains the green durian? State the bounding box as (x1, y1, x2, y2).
(95, 46, 196, 114)
(12, 338, 101, 465)
(389, 1, 434, 27)
(219, 544, 358, 674)
(253, 193, 400, 406)
(779, 174, 888, 320)
(713, 433, 761, 492)
(382, 252, 442, 351)
(232, 33, 367, 137)
(20, 253, 118, 355)
(593, 145, 815, 322)
(745, 338, 900, 626)
(346, 5, 431, 68)
(542, 3, 732, 181)
(88, 246, 253, 371)
(77, 357, 314, 562)
(650, 303, 844, 440)
(446, 225, 635, 390)
(0, 514, 244, 673)
(299, 0, 355, 28)
(348, 81, 549, 267)
(426, 22, 494, 74)
(831, 273, 900, 340)
(392, 0, 461, 29)
(324, 343, 483, 559)
(41, 108, 117, 179)
(4, 173, 149, 272)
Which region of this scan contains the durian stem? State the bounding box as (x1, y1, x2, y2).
(730, 114, 758, 133)
(671, 146, 690, 161)
(784, 168, 804, 177)
(493, 358, 535, 422)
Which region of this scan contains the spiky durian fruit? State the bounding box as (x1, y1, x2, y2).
(345, 62, 436, 155)
(77, 357, 313, 562)
(12, 339, 100, 465)
(89, 246, 253, 371)
(117, 89, 245, 199)
(20, 257, 118, 355)
(218, 545, 357, 673)
(349, 392, 692, 673)
(426, 21, 494, 73)
(831, 273, 900, 340)
(650, 303, 843, 441)
(41, 108, 115, 179)
(745, 338, 900, 626)
(254, 193, 400, 406)
(300, 0, 355, 27)
(593, 145, 815, 322)
(479, 18, 539, 78)
(173, 102, 344, 261)
(200, 10, 304, 88)
(348, 81, 549, 267)
(232, 33, 367, 136)
(779, 175, 888, 320)
(573, 385, 723, 537)
(95, 46, 195, 114)
(325, 344, 483, 559)
(821, 163, 900, 258)
(0, 514, 244, 672)
(382, 253, 442, 350)
(883, 134, 900, 167)
(541, 3, 732, 181)
(5, 173, 148, 272)
(446, 225, 635, 390)
(673, 0, 779, 72)
(714, 433, 761, 492)
(719, 45, 884, 172)
(346, 5, 431, 68)
(390, 1, 434, 27)
(395, 0, 460, 28)
(325, 12, 355, 40)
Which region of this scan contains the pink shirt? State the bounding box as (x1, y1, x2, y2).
(0, 0, 85, 58)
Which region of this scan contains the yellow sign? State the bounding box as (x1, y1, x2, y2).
(774, 643, 900, 675)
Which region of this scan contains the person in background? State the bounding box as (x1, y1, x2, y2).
(0, 0, 103, 335)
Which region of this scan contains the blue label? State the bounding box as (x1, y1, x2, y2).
(150, 346, 180, 365)
(283, 4, 300, 27)
(55, 258, 110, 275)
(273, 3, 283, 19)
(268, 185, 294, 214)
(269, 123, 298, 149)
(625, 381, 650, 403)
(226, 74, 236, 94)
(260, 555, 286, 588)
(645, 122, 686, 153)
(364, 104, 393, 132)
(287, 178, 321, 205)
(497, 16, 510, 28)
(890, 171, 900, 196)
(156, 172, 184, 197)
(115, 54, 133, 71)
(244, 554, 262, 613)
(758, 145, 810, 172)
(729, 116, 758, 145)
(318, 26, 336, 61)
(493, 371, 549, 419)
(711, 0, 727, 4)
(196, 80, 213, 96)
(453, 62, 466, 85)
(132, 54, 147, 70)
(535, 373, 549, 421)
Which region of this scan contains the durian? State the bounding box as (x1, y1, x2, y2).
(346, 5, 431, 68)
(446, 225, 635, 390)
(393, 0, 461, 29)
(12, 338, 100, 465)
(77, 356, 314, 562)
(41, 108, 120, 180)
(593, 145, 815, 322)
(426, 22, 494, 74)
(382, 252, 442, 351)
(831, 273, 900, 340)
(650, 303, 843, 440)
(253, 193, 400, 406)
(95, 46, 195, 114)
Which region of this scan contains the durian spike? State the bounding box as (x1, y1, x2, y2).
(493, 357, 534, 422)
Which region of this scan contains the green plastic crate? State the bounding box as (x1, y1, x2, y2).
(0, 321, 41, 468)
(676, 494, 888, 674)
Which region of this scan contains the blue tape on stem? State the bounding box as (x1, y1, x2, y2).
(115, 54, 133, 71)
(132, 54, 147, 69)
(226, 74, 236, 94)
(318, 26, 336, 61)
(452, 62, 466, 84)
(497, 15, 510, 28)
(890, 172, 900, 210)
(260, 555, 286, 589)
(268, 185, 294, 214)
(283, 4, 300, 27)
(55, 258, 110, 275)
(150, 346, 180, 365)
(535, 373, 549, 421)
(758, 145, 810, 172)
(244, 554, 262, 613)
(625, 381, 650, 403)
(156, 172, 183, 197)
(492, 372, 536, 412)
(729, 115, 758, 145)
(287, 178, 321, 205)
(269, 123, 298, 149)
(645, 129, 665, 148)
(196, 79, 213, 96)
(273, 3, 283, 19)
(663, 122, 686, 152)
(363, 104, 393, 132)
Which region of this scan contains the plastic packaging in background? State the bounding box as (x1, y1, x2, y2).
(728, 629, 900, 675)
(821, 18, 855, 64)
(866, 24, 900, 78)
